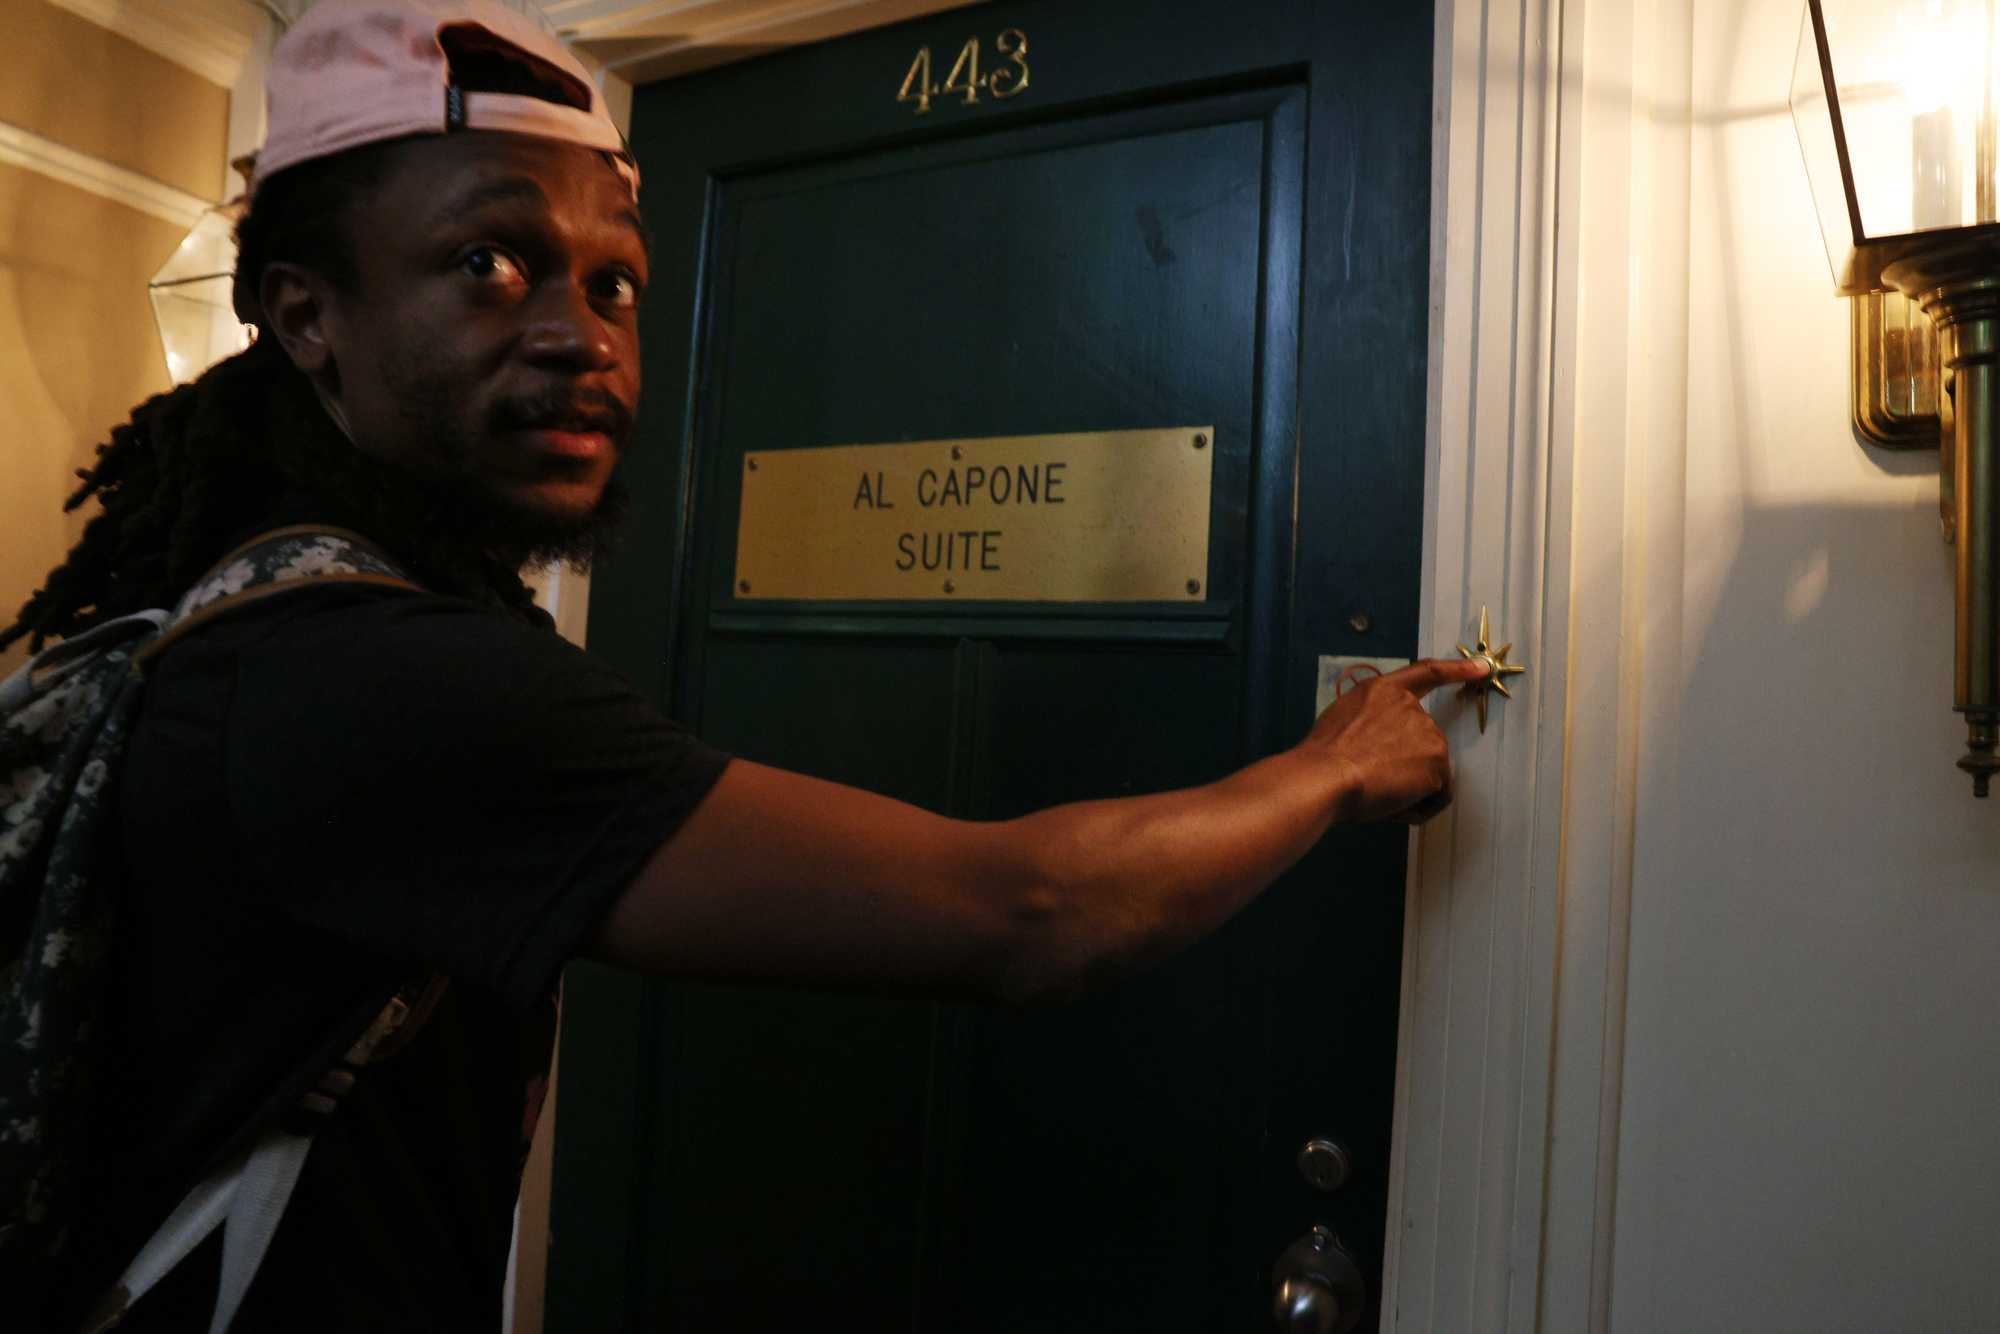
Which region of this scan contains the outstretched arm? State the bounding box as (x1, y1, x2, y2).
(585, 657, 1488, 1002)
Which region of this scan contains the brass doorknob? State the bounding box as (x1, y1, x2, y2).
(1456, 605, 1527, 733)
(1273, 1276, 1341, 1334)
(1270, 1226, 1363, 1334)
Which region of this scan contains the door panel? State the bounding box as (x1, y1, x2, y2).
(552, 4, 1435, 1330)
(700, 98, 1273, 622)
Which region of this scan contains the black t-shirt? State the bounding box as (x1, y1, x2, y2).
(59, 583, 728, 1331)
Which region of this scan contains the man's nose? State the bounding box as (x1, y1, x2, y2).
(520, 281, 617, 371)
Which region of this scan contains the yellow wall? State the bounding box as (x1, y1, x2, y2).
(0, 0, 226, 671)
(0, 0, 228, 201)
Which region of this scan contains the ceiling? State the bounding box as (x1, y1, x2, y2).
(537, 0, 981, 84)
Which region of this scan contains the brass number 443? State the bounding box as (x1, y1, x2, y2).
(897, 30, 1029, 115)
(897, 44, 934, 114)
(941, 37, 980, 105)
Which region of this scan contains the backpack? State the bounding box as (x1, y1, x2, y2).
(0, 526, 436, 1330)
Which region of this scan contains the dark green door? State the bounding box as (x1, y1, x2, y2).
(551, 2, 1434, 1330)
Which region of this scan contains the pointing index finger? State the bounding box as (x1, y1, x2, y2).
(1383, 656, 1494, 698)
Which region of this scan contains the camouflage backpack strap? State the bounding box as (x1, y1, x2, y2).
(0, 619, 160, 1279)
(135, 525, 418, 673)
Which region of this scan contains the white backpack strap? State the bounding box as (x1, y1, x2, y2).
(208, 1130, 314, 1334)
(81, 1127, 311, 1334)
(84, 985, 436, 1332)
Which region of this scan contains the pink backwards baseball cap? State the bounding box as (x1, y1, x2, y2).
(251, 0, 637, 200)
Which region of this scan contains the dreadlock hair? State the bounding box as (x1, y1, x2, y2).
(1, 141, 553, 655)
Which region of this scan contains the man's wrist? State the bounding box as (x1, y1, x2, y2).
(1267, 742, 1362, 832)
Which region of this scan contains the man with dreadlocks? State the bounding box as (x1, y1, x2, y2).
(10, 1, 1485, 1328)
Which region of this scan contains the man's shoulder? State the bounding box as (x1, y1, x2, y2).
(153, 579, 563, 674)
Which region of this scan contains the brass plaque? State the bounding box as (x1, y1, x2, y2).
(733, 427, 1215, 602)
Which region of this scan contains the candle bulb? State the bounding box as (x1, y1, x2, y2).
(1914, 105, 1959, 228)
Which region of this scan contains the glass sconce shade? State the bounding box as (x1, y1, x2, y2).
(1794, 0, 2000, 293)
(149, 208, 251, 386)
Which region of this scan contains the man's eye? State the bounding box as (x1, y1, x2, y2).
(593, 270, 642, 310)
(461, 247, 525, 285)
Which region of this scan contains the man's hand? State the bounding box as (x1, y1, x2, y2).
(1301, 657, 1492, 824)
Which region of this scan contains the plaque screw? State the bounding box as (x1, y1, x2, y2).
(944, 580, 956, 594)
(1193, 433, 1208, 450)
(1349, 612, 1371, 633)
(951, 446, 963, 460)
(746, 457, 758, 471)
(1186, 579, 1202, 596)
(739, 580, 751, 594)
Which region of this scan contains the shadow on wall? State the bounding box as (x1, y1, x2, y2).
(1673, 495, 1984, 849)
(1604, 483, 2000, 1328)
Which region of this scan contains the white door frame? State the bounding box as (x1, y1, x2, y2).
(1384, 0, 1686, 1327)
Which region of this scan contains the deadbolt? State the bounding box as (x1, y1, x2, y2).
(1296, 1137, 1352, 1193)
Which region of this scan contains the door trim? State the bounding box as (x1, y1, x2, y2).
(1390, 0, 1680, 1329)
(1381, 2, 1571, 1326)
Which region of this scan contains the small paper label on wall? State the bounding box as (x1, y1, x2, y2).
(1315, 656, 1411, 717)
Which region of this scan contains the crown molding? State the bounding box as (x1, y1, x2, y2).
(0, 118, 212, 228)
(563, 0, 976, 83)
(47, 0, 262, 88)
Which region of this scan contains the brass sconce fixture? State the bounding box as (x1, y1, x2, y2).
(1794, 0, 2000, 795)
(150, 207, 250, 386)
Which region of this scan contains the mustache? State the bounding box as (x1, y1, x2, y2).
(494, 386, 635, 449)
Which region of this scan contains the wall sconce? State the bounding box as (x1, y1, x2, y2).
(1794, 0, 2000, 795)
(149, 206, 251, 387)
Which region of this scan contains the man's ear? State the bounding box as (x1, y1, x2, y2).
(258, 261, 342, 381)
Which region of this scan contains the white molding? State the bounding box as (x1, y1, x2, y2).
(592, 0, 898, 71)
(1389, 0, 1689, 1328)
(0, 119, 212, 227)
(552, 0, 729, 40)
(1533, 0, 1632, 1323)
(1532, 2, 1701, 1326)
(47, 0, 261, 89)
(1383, 0, 1579, 1327)
(575, 0, 974, 78)
(598, 70, 634, 137)
(524, 564, 593, 648)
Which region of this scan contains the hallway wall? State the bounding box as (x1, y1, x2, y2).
(1583, 1, 2000, 1327)
(0, 0, 228, 671)
(1403, 1, 2000, 1326)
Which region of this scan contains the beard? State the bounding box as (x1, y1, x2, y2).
(262, 350, 635, 601)
(375, 353, 637, 575)
(450, 469, 631, 574)
(383, 459, 633, 574)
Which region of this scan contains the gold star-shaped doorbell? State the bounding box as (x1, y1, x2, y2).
(1456, 606, 1527, 733)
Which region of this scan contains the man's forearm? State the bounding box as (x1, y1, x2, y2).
(591, 661, 1470, 1000)
(984, 747, 1352, 1002)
